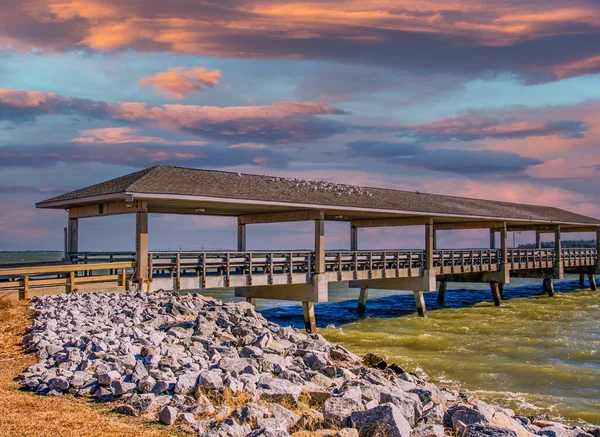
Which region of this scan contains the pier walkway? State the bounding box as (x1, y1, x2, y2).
(2, 166, 600, 332)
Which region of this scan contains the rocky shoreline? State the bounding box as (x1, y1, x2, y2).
(18, 290, 600, 437)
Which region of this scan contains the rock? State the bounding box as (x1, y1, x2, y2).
(174, 372, 199, 395)
(423, 403, 445, 425)
(49, 377, 69, 391)
(452, 407, 488, 431)
(232, 402, 271, 424)
(537, 426, 578, 437)
(350, 403, 412, 437)
(324, 397, 365, 428)
(113, 404, 138, 417)
(97, 370, 121, 386)
(110, 380, 137, 396)
(336, 429, 360, 437)
(257, 376, 301, 405)
(464, 424, 518, 437)
(411, 424, 445, 437)
(159, 405, 178, 426)
(362, 353, 387, 370)
(304, 352, 329, 371)
(198, 370, 223, 390)
(379, 389, 423, 426)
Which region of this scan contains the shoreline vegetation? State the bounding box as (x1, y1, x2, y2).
(2, 290, 598, 437)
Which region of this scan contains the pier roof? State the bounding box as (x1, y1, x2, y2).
(36, 165, 600, 227)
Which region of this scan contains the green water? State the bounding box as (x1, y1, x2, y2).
(0, 251, 63, 265)
(323, 288, 600, 426)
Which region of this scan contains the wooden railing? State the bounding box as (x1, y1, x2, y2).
(0, 262, 135, 299)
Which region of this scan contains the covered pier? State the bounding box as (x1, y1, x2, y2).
(2, 166, 599, 332)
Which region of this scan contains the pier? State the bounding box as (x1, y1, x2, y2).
(2, 165, 599, 332)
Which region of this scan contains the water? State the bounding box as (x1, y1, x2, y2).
(0, 251, 63, 265)
(3, 252, 599, 425)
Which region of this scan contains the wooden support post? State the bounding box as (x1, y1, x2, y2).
(237, 223, 246, 252)
(246, 297, 257, 306)
(500, 224, 508, 267)
(543, 278, 555, 296)
(120, 268, 127, 288)
(490, 230, 496, 249)
(437, 281, 447, 305)
(69, 271, 76, 293)
(588, 274, 597, 291)
(303, 301, 316, 333)
(21, 275, 29, 300)
(135, 201, 149, 291)
(433, 229, 438, 250)
(535, 232, 542, 249)
(413, 290, 427, 317)
(357, 286, 369, 315)
(579, 273, 585, 288)
(554, 227, 563, 279)
(498, 283, 504, 299)
(63, 227, 68, 261)
(175, 253, 181, 290)
(350, 225, 358, 251)
(490, 282, 501, 306)
(425, 219, 434, 271)
(67, 217, 78, 255)
(315, 218, 325, 274)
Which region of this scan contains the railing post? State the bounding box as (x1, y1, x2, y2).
(120, 268, 127, 288)
(175, 253, 181, 290)
(21, 275, 29, 300)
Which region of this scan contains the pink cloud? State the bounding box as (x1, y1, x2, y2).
(71, 127, 207, 145)
(138, 67, 222, 100)
(1, 1, 599, 81)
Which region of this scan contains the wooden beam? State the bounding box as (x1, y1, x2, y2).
(357, 286, 368, 315)
(490, 282, 502, 306)
(434, 221, 506, 231)
(351, 216, 432, 228)
(303, 301, 317, 333)
(536, 231, 542, 248)
(555, 227, 563, 279)
(238, 210, 324, 225)
(437, 281, 447, 305)
(68, 202, 133, 219)
(507, 225, 600, 233)
(413, 290, 427, 317)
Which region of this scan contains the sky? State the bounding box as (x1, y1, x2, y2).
(1, 0, 600, 252)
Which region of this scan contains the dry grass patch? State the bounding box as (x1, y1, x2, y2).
(0, 298, 181, 437)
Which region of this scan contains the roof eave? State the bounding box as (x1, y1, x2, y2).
(36, 193, 127, 209)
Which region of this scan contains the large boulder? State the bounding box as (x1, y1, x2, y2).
(324, 397, 365, 428)
(350, 403, 412, 437)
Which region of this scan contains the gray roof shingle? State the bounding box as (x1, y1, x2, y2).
(37, 166, 600, 225)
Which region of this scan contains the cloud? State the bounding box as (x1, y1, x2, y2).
(138, 67, 222, 100)
(396, 114, 589, 143)
(389, 149, 543, 175)
(0, 184, 62, 194)
(1, 1, 600, 82)
(344, 140, 425, 157)
(71, 127, 207, 145)
(0, 142, 288, 169)
(0, 89, 349, 143)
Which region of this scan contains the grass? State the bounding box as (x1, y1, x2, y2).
(0, 298, 182, 437)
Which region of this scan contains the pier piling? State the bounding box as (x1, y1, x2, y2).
(413, 290, 427, 317)
(490, 282, 502, 306)
(437, 281, 447, 306)
(579, 273, 586, 288)
(357, 286, 369, 315)
(303, 301, 316, 333)
(588, 274, 597, 291)
(543, 278, 555, 296)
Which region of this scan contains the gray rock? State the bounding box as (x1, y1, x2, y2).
(113, 404, 138, 416)
(159, 405, 178, 426)
(49, 376, 69, 391)
(110, 380, 137, 395)
(379, 390, 423, 426)
(97, 370, 121, 386)
(257, 376, 301, 405)
(324, 396, 365, 428)
(198, 370, 223, 389)
(232, 402, 271, 424)
(412, 424, 445, 437)
(452, 407, 488, 431)
(336, 429, 360, 437)
(538, 426, 578, 437)
(350, 403, 412, 437)
(174, 372, 199, 395)
(464, 424, 517, 437)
